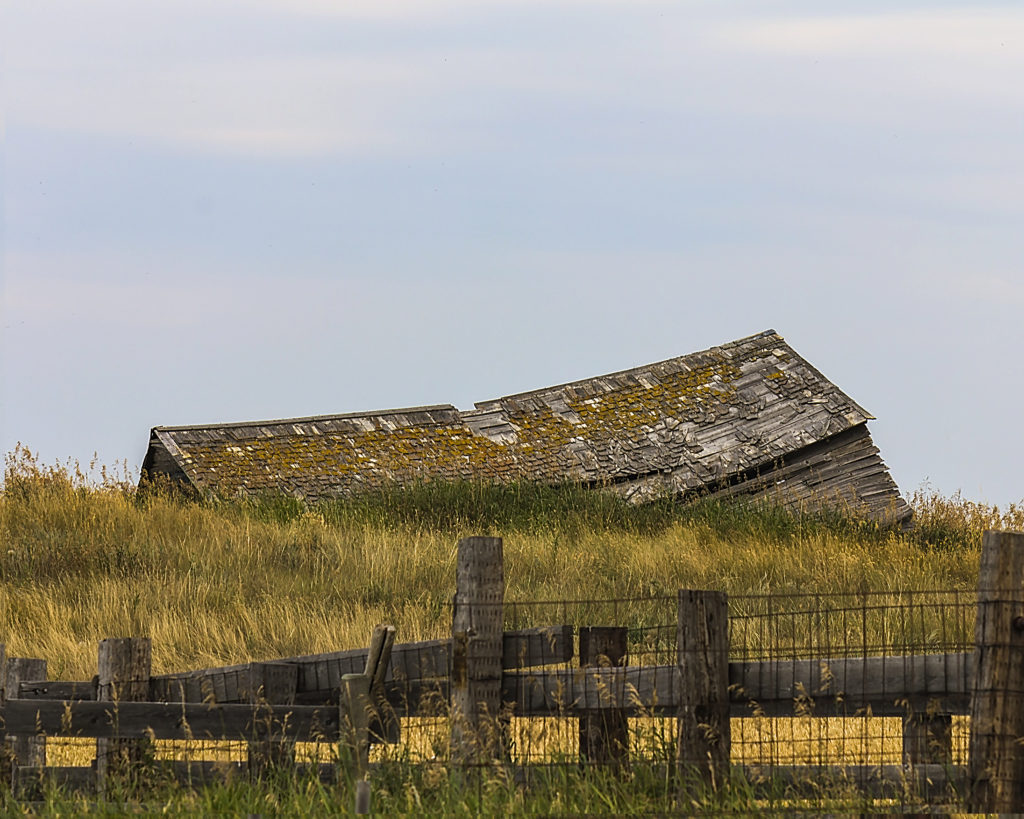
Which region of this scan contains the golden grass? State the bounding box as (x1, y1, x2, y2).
(1, 447, 1017, 796)
(0, 469, 992, 679)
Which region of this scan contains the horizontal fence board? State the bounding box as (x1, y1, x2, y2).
(8, 651, 972, 718)
(731, 652, 972, 717)
(502, 654, 972, 717)
(509, 763, 965, 801)
(149, 627, 572, 705)
(18, 680, 97, 701)
(5, 699, 340, 742)
(503, 665, 677, 716)
(13, 765, 96, 793)
(502, 625, 574, 667)
(12, 761, 337, 794)
(741, 764, 965, 800)
(13, 760, 963, 801)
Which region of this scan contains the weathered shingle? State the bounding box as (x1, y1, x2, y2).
(140, 330, 910, 523)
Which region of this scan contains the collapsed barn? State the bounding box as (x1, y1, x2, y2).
(140, 330, 911, 525)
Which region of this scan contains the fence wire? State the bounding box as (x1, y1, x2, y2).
(498, 589, 975, 809)
(11, 588, 980, 812)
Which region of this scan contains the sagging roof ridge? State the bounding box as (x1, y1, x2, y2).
(471, 328, 783, 412)
(150, 328, 875, 456)
(153, 329, 791, 436)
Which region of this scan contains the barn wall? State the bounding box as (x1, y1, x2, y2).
(612, 425, 911, 525)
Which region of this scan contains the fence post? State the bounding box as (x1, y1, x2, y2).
(342, 672, 372, 814)
(0, 643, 7, 784)
(903, 712, 952, 766)
(579, 626, 628, 767)
(968, 530, 1024, 813)
(246, 662, 298, 777)
(96, 637, 152, 790)
(677, 590, 730, 795)
(4, 657, 48, 771)
(450, 536, 504, 766)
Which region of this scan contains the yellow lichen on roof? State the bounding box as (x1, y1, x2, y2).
(180, 420, 523, 497)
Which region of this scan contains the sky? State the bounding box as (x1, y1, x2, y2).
(2, 0, 1023, 507)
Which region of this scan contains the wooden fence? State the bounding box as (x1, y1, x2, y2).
(3, 531, 1024, 812)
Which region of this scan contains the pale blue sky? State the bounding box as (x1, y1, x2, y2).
(3, 1, 1023, 506)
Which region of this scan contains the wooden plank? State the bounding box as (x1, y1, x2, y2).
(366, 626, 400, 745)
(12, 760, 337, 794)
(363, 625, 393, 681)
(12, 764, 96, 796)
(731, 652, 972, 716)
(18, 680, 97, 701)
(17, 652, 974, 720)
(502, 654, 973, 718)
(740, 764, 964, 800)
(242, 662, 297, 704)
(503, 626, 574, 667)
(503, 665, 677, 715)
(5, 699, 341, 742)
(149, 626, 570, 704)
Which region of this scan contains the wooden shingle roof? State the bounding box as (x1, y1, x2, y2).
(141, 330, 910, 523)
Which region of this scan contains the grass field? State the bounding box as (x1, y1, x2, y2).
(2, 445, 1022, 813)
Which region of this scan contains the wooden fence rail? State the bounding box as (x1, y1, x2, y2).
(3, 531, 1024, 812)
(9, 652, 975, 718)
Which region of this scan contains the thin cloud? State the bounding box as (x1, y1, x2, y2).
(721, 10, 1023, 56)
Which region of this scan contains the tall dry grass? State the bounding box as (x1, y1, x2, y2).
(0, 445, 1015, 680)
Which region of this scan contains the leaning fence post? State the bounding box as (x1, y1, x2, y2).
(579, 626, 628, 767)
(450, 536, 505, 766)
(96, 637, 152, 790)
(968, 530, 1024, 813)
(677, 590, 730, 795)
(4, 656, 48, 773)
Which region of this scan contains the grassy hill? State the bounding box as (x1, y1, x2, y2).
(2, 446, 1016, 679)
(3, 447, 1023, 814)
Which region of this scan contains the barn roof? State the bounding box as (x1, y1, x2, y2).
(140, 330, 910, 523)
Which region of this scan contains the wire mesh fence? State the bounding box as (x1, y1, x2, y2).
(497, 588, 975, 809)
(4, 588, 979, 809)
